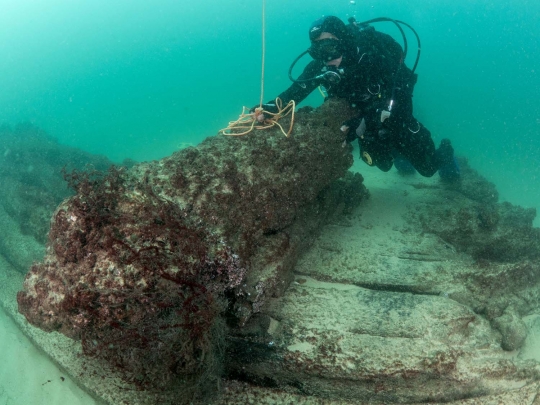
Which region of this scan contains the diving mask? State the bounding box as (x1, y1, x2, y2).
(308, 38, 343, 62)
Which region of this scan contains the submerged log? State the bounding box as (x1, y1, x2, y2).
(16, 99, 367, 397)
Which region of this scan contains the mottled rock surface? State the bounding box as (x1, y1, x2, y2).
(226, 156, 540, 403)
(218, 379, 540, 404)
(8, 110, 540, 404)
(16, 100, 367, 397)
(414, 159, 539, 263)
(0, 123, 111, 272)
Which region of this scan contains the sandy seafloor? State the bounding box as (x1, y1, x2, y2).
(1, 156, 540, 405)
(0, 307, 98, 405)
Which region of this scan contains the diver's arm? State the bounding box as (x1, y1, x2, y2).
(267, 60, 322, 106)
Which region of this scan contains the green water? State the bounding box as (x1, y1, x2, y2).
(0, 2, 539, 403)
(0, 0, 538, 223)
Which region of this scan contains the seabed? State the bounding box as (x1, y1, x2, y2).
(2, 154, 540, 404)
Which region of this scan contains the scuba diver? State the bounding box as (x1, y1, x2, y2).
(254, 15, 460, 180)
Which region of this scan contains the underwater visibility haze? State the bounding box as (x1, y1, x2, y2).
(1, 0, 540, 404)
(0, 0, 538, 221)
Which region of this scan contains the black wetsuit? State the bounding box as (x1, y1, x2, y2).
(274, 28, 441, 177)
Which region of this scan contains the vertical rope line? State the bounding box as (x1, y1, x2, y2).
(259, 0, 266, 107)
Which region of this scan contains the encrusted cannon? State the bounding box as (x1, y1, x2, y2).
(17, 99, 367, 395)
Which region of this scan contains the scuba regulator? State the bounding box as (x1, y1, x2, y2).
(287, 49, 345, 87)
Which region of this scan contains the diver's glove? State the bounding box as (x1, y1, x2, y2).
(249, 103, 279, 122)
(249, 103, 279, 114)
(340, 117, 366, 145)
(340, 111, 382, 146)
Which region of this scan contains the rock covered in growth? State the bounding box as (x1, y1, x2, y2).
(492, 307, 528, 351)
(400, 158, 540, 341)
(0, 123, 112, 272)
(445, 157, 498, 204)
(220, 157, 540, 404)
(148, 101, 355, 261)
(17, 99, 364, 394)
(18, 167, 243, 393)
(227, 276, 540, 403)
(411, 158, 540, 263)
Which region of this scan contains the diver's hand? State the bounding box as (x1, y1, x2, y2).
(250, 103, 279, 122)
(340, 108, 387, 146)
(340, 117, 366, 146)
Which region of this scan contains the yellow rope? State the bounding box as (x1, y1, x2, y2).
(259, 0, 265, 108)
(220, 0, 296, 138)
(220, 98, 295, 138)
